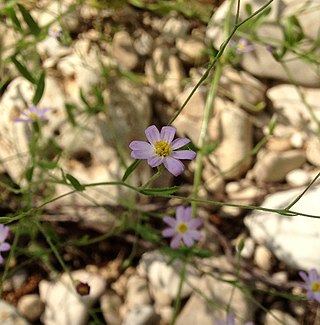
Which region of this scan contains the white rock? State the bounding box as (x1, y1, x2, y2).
(206, 1, 320, 87)
(244, 186, 320, 271)
(265, 309, 300, 325)
(122, 305, 160, 325)
(254, 245, 273, 272)
(176, 36, 206, 64)
(133, 30, 153, 56)
(290, 132, 305, 149)
(306, 136, 320, 167)
(220, 67, 266, 112)
(112, 31, 139, 70)
(286, 169, 310, 187)
(138, 251, 199, 301)
(240, 237, 255, 259)
(175, 267, 255, 325)
(126, 275, 151, 310)
(162, 15, 190, 43)
(173, 85, 207, 144)
(267, 85, 320, 132)
(39, 270, 105, 325)
(253, 150, 306, 183)
(100, 291, 122, 325)
(145, 47, 185, 102)
(212, 100, 253, 179)
(0, 300, 31, 325)
(17, 294, 44, 322)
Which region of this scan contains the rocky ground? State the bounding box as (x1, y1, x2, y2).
(0, 0, 320, 324)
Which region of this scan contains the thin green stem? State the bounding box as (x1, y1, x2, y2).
(170, 258, 187, 325)
(192, 61, 223, 215)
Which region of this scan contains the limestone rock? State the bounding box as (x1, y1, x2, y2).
(17, 294, 44, 322)
(0, 300, 31, 325)
(212, 100, 253, 179)
(253, 150, 306, 183)
(39, 270, 105, 325)
(244, 186, 320, 271)
(112, 31, 139, 70)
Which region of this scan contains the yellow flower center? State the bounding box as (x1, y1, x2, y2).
(177, 222, 188, 234)
(311, 282, 320, 292)
(28, 113, 39, 120)
(154, 140, 172, 157)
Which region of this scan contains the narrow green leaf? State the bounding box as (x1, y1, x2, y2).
(11, 56, 35, 83)
(5, 7, 23, 32)
(37, 160, 58, 169)
(79, 88, 92, 110)
(122, 159, 141, 181)
(66, 173, 85, 191)
(17, 3, 40, 36)
(26, 166, 34, 182)
(135, 223, 161, 242)
(65, 103, 77, 126)
(139, 186, 179, 196)
(32, 70, 46, 105)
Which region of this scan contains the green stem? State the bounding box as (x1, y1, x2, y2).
(170, 258, 187, 325)
(142, 165, 164, 188)
(192, 61, 223, 215)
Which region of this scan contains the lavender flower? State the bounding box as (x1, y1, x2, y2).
(299, 268, 320, 303)
(48, 25, 62, 38)
(217, 312, 254, 325)
(162, 206, 202, 249)
(129, 125, 196, 176)
(14, 106, 48, 123)
(0, 224, 11, 264)
(232, 38, 255, 54)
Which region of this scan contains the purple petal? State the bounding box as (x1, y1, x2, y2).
(309, 269, 319, 282)
(163, 157, 185, 176)
(180, 207, 192, 222)
(171, 150, 196, 160)
(171, 138, 190, 150)
(188, 230, 202, 241)
(0, 243, 10, 252)
(163, 216, 177, 227)
(145, 125, 161, 144)
(299, 271, 309, 283)
(170, 234, 182, 248)
(162, 228, 176, 237)
(314, 291, 320, 303)
(226, 312, 235, 325)
(131, 149, 154, 159)
(160, 126, 176, 144)
(13, 117, 32, 122)
(129, 141, 153, 151)
(188, 218, 202, 229)
(147, 155, 164, 167)
(0, 225, 9, 242)
(182, 233, 194, 247)
(307, 291, 315, 301)
(176, 206, 186, 222)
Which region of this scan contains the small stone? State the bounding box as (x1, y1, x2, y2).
(265, 309, 300, 325)
(100, 290, 122, 325)
(126, 275, 151, 310)
(122, 305, 160, 325)
(112, 31, 138, 70)
(253, 150, 306, 183)
(162, 15, 190, 43)
(306, 136, 320, 167)
(286, 169, 310, 187)
(176, 36, 206, 64)
(254, 245, 273, 272)
(240, 237, 255, 259)
(290, 132, 305, 149)
(0, 300, 31, 325)
(17, 294, 44, 322)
